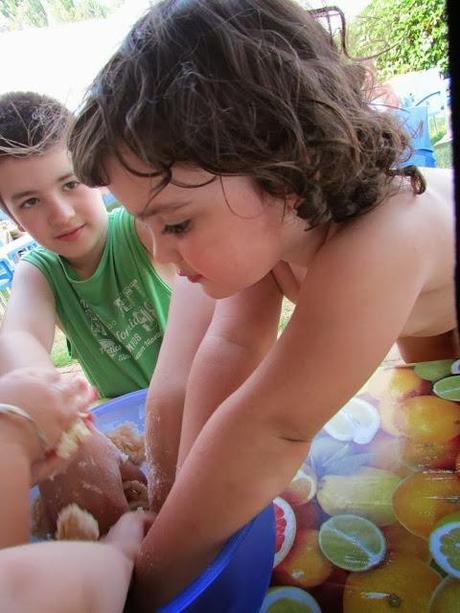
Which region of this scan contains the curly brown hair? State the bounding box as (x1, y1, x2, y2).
(70, 0, 422, 227)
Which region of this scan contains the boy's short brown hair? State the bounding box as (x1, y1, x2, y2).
(0, 91, 72, 212)
(70, 0, 417, 228)
(0, 91, 71, 160)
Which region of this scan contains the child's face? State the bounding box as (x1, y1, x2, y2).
(0, 145, 107, 261)
(105, 151, 296, 298)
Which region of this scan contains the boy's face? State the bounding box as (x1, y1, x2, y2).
(105, 150, 297, 299)
(0, 145, 107, 261)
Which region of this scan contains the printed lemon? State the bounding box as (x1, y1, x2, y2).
(429, 511, 460, 578)
(366, 367, 429, 401)
(393, 471, 460, 538)
(281, 466, 317, 507)
(259, 587, 321, 613)
(343, 553, 441, 613)
(273, 497, 297, 568)
(396, 395, 460, 443)
(400, 436, 459, 471)
(318, 514, 385, 572)
(317, 466, 402, 526)
(324, 397, 380, 445)
(429, 576, 460, 613)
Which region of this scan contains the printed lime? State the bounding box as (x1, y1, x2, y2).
(259, 586, 321, 613)
(433, 375, 460, 401)
(414, 360, 454, 382)
(324, 397, 380, 445)
(429, 511, 460, 578)
(318, 514, 386, 572)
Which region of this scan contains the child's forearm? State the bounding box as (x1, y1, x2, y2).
(177, 334, 270, 467)
(135, 405, 308, 609)
(0, 541, 133, 613)
(0, 445, 30, 548)
(145, 387, 185, 513)
(178, 276, 281, 466)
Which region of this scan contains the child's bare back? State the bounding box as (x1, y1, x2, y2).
(272, 167, 456, 363)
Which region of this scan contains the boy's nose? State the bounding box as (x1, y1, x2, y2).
(49, 197, 75, 224)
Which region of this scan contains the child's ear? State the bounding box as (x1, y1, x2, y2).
(285, 193, 301, 213)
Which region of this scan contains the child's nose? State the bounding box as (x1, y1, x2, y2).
(152, 233, 180, 265)
(49, 197, 75, 224)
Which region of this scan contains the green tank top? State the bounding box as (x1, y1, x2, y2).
(23, 208, 171, 398)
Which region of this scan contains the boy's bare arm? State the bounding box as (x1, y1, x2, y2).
(0, 262, 56, 373)
(134, 212, 426, 608)
(177, 272, 282, 467)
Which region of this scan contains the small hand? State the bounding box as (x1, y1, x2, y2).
(104, 510, 156, 563)
(0, 368, 94, 468)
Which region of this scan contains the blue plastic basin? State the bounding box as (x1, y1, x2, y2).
(93, 389, 275, 612)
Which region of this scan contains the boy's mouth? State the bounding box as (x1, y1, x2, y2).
(55, 224, 86, 241)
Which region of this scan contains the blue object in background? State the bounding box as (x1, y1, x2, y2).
(392, 105, 437, 168)
(93, 390, 275, 613)
(0, 257, 14, 291)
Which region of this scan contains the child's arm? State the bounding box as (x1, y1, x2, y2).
(0, 368, 94, 548)
(0, 511, 153, 613)
(0, 262, 57, 373)
(134, 212, 426, 608)
(146, 275, 215, 512)
(176, 272, 282, 466)
(0, 443, 30, 547)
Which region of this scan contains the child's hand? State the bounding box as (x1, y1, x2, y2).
(39, 430, 148, 534)
(104, 510, 156, 563)
(0, 368, 94, 471)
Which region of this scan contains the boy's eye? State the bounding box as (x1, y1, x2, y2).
(162, 220, 191, 235)
(20, 197, 39, 209)
(63, 180, 80, 190)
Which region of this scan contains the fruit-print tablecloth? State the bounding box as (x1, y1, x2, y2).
(261, 359, 460, 613)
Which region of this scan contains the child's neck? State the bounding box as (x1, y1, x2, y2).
(283, 220, 334, 268)
(65, 232, 107, 280)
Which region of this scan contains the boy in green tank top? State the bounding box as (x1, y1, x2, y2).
(0, 91, 174, 398)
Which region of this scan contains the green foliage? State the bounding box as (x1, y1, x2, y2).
(51, 328, 76, 369)
(347, 0, 448, 79)
(0, 0, 124, 31)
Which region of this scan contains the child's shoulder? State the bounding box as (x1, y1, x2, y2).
(344, 168, 454, 240)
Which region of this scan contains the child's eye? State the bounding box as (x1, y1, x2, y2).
(162, 220, 191, 235)
(63, 180, 80, 190)
(20, 197, 39, 209)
